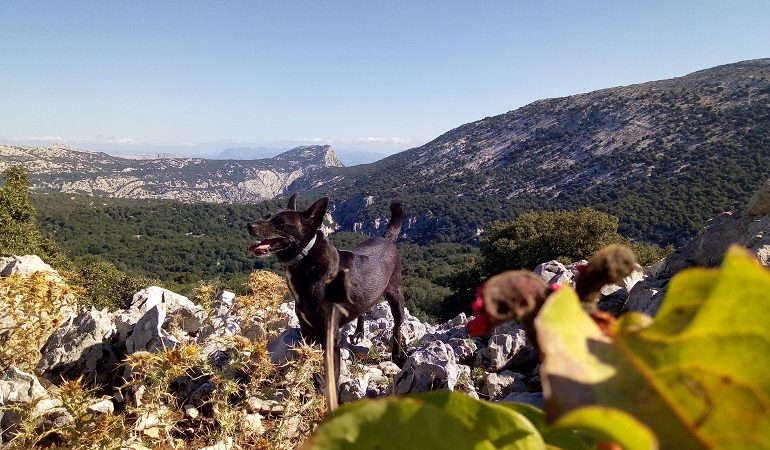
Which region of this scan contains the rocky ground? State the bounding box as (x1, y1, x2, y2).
(4, 180, 770, 448)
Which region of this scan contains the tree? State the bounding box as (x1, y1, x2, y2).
(479, 207, 624, 274)
(0, 166, 67, 266)
(0, 166, 39, 255)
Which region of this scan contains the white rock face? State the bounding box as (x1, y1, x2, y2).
(1, 144, 343, 204)
(0, 255, 56, 277)
(37, 307, 119, 386)
(393, 341, 461, 394)
(129, 286, 206, 335)
(125, 305, 180, 354)
(474, 326, 532, 371)
(481, 370, 527, 400)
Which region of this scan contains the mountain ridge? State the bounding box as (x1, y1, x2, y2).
(0, 144, 343, 203)
(293, 58, 770, 245)
(4, 58, 770, 245)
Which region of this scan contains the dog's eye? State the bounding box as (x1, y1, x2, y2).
(271, 217, 286, 227)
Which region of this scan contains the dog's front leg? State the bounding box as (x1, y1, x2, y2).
(349, 315, 365, 344)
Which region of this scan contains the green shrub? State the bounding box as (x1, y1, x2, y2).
(0, 166, 68, 267)
(71, 256, 155, 310)
(480, 207, 624, 273)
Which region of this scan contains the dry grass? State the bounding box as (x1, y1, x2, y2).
(4, 270, 327, 450)
(0, 272, 78, 372)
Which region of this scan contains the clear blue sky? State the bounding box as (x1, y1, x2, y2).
(1, 1, 769, 156)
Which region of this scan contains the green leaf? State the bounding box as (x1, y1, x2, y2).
(499, 402, 596, 450)
(536, 245, 770, 449)
(551, 406, 657, 450)
(302, 391, 545, 450)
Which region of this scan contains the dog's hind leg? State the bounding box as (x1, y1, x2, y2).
(349, 315, 365, 344)
(384, 286, 408, 367)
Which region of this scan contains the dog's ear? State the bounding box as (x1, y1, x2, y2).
(287, 194, 297, 210)
(303, 197, 329, 228)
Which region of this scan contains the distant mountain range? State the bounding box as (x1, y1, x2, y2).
(0, 144, 342, 203)
(4, 59, 770, 245)
(211, 146, 388, 166)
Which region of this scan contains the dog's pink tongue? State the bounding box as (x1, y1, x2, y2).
(248, 243, 272, 254)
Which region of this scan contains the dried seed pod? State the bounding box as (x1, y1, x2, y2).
(575, 244, 638, 308)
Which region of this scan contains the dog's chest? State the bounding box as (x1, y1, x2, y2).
(285, 271, 300, 302)
(285, 271, 323, 329)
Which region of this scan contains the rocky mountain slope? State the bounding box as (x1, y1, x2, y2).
(0, 144, 342, 203)
(4, 59, 769, 245)
(296, 59, 770, 245)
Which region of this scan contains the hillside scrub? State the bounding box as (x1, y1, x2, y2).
(442, 208, 669, 320)
(0, 167, 163, 311)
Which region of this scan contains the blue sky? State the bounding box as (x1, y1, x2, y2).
(1, 1, 769, 157)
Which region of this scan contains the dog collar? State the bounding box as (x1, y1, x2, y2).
(281, 233, 317, 267)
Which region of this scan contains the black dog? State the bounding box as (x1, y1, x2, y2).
(247, 195, 407, 391)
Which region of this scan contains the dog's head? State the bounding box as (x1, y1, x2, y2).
(247, 195, 328, 256)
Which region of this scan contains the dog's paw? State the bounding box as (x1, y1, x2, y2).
(349, 332, 365, 345)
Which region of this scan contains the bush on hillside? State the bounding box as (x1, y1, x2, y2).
(0, 167, 68, 267)
(0, 272, 78, 372)
(480, 207, 624, 273)
(71, 256, 156, 311)
(442, 208, 670, 320)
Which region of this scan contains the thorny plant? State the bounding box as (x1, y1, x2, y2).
(5, 270, 327, 450)
(0, 272, 78, 372)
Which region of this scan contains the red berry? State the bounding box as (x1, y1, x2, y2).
(467, 314, 491, 336)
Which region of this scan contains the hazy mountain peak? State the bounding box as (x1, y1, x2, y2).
(273, 145, 344, 168)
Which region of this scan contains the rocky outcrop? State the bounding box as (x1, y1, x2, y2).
(0, 367, 71, 444)
(3, 262, 546, 445)
(0, 144, 344, 204)
(625, 179, 770, 316)
(37, 308, 120, 386)
(0, 255, 57, 277)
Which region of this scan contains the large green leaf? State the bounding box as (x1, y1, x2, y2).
(536, 245, 770, 449)
(551, 406, 657, 450)
(499, 402, 656, 449)
(302, 391, 545, 450)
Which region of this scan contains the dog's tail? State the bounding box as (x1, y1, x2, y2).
(384, 201, 403, 242)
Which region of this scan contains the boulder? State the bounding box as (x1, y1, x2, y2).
(339, 365, 370, 403)
(87, 399, 115, 415)
(125, 305, 180, 354)
(267, 327, 303, 364)
(447, 338, 478, 364)
(533, 260, 576, 286)
(37, 307, 120, 386)
(0, 367, 68, 444)
(0, 255, 57, 277)
(198, 291, 240, 342)
(393, 341, 460, 394)
(128, 286, 206, 335)
(474, 326, 530, 371)
(377, 361, 401, 376)
(624, 279, 666, 316)
(480, 370, 527, 400)
(368, 302, 393, 321)
(454, 365, 479, 400)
